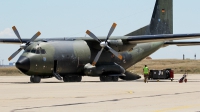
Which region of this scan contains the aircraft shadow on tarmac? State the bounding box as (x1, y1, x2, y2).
(1, 79, 200, 84)
(0, 80, 176, 84)
(11, 91, 200, 112)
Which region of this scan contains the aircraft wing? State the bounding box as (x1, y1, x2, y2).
(127, 33, 200, 44)
(164, 41, 200, 46)
(1, 33, 200, 44)
(0, 38, 29, 44)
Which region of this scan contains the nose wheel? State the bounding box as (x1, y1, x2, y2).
(30, 75, 41, 83)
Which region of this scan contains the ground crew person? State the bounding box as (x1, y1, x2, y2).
(143, 65, 149, 83)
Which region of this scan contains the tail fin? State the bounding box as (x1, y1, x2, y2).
(125, 0, 173, 36)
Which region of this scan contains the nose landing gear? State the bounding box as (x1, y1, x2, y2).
(30, 75, 41, 83)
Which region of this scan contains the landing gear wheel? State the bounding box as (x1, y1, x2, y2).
(63, 76, 82, 82)
(112, 76, 119, 82)
(76, 76, 82, 82)
(100, 76, 112, 82)
(100, 76, 105, 82)
(30, 76, 34, 82)
(63, 76, 69, 82)
(106, 76, 112, 82)
(30, 76, 41, 83)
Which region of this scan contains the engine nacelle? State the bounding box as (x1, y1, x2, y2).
(108, 39, 136, 52)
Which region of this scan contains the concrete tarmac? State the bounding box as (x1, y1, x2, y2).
(0, 74, 200, 112)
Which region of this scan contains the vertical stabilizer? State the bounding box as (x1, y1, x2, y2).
(125, 0, 173, 36)
(150, 0, 173, 34)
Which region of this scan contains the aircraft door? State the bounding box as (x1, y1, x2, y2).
(53, 60, 58, 73)
(35, 47, 51, 73)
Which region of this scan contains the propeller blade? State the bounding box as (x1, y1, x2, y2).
(106, 46, 123, 60)
(106, 23, 117, 42)
(12, 26, 22, 43)
(29, 31, 41, 42)
(8, 48, 22, 61)
(92, 48, 104, 66)
(86, 30, 101, 43)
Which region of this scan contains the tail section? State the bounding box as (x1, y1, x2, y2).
(150, 0, 173, 34)
(125, 0, 173, 36)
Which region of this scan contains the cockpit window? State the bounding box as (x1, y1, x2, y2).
(41, 49, 46, 54)
(31, 48, 36, 53)
(36, 48, 40, 54)
(28, 47, 46, 54)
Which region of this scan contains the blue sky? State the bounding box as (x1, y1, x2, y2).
(0, 0, 200, 65)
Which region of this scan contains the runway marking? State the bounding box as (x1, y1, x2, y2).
(153, 104, 200, 112)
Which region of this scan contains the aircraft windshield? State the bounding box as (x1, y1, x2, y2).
(31, 49, 36, 53)
(25, 48, 46, 54)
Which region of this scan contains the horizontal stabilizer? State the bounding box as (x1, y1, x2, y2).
(164, 41, 200, 46)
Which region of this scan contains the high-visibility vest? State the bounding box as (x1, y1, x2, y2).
(143, 67, 149, 74)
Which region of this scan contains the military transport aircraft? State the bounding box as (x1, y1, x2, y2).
(1, 0, 200, 83)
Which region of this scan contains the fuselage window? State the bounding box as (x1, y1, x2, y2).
(29, 48, 45, 54)
(36, 48, 41, 54)
(31, 48, 36, 53)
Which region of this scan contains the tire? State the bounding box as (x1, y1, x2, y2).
(100, 76, 112, 82)
(105, 76, 112, 82)
(112, 76, 119, 82)
(63, 76, 82, 82)
(30, 76, 34, 83)
(100, 76, 105, 82)
(63, 76, 69, 82)
(30, 76, 41, 83)
(76, 76, 82, 82)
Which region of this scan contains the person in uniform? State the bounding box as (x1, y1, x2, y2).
(143, 65, 149, 83)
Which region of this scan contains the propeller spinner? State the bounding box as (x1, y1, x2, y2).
(8, 26, 41, 61)
(86, 23, 123, 66)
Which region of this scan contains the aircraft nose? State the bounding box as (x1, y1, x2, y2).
(16, 56, 30, 73)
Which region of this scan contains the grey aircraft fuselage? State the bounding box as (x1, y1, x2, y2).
(19, 38, 163, 77)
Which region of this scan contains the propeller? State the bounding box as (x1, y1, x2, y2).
(86, 23, 123, 66)
(8, 26, 41, 61)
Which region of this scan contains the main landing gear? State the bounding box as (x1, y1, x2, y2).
(63, 76, 82, 82)
(30, 75, 41, 83)
(100, 76, 119, 82)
